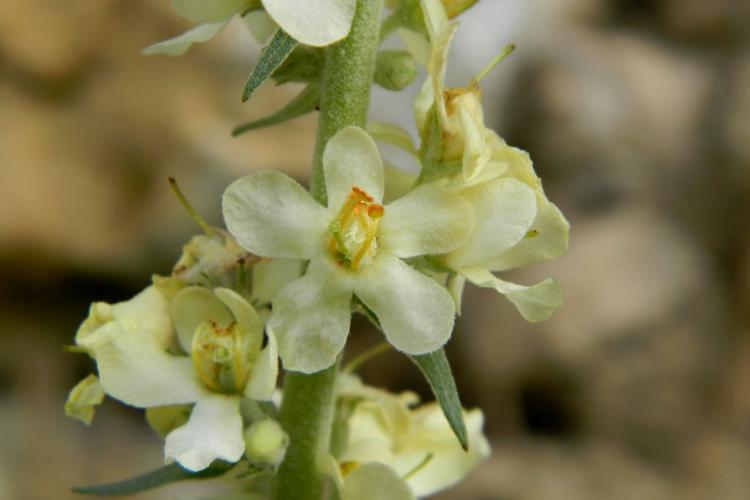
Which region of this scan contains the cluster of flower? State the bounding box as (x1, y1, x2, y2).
(66, 0, 568, 498)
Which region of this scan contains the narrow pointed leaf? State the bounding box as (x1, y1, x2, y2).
(233, 84, 319, 136)
(242, 29, 297, 102)
(410, 348, 468, 450)
(72, 461, 234, 496)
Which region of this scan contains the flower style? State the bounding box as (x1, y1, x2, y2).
(222, 126, 473, 373)
(326, 374, 490, 498)
(74, 285, 278, 471)
(144, 0, 357, 56)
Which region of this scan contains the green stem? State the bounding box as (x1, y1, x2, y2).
(271, 2, 383, 499)
(309, 0, 383, 206)
(271, 362, 339, 500)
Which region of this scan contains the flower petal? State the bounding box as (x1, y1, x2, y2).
(366, 122, 418, 158)
(428, 24, 456, 123)
(324, 126, 385, 208)
(484, 197, 570, 272)
(261, 0, 356, 47)
(165, 394, 244, 471)
(340, 403, 397, 466)
(446, 177, 537, 269)
(223, 171, 329, 259)
(76, 286, 175, 350)
(244, 329, 279, 401)
(447, 272, 466, 315)
(215, 287, 265, 356)
(355, 255, 454, 355)
(146, 405, 192, 438)
(461, 267, 563, 322)
(171, 0, 254, 23)
(342, 462, 415, 500)
(380, 183, 473, 258)
(85, 322, 204, 407)
(459, 104, 492, 183)
(171, 286, 233, 353)
(399, 29, 431, 67)
(251, 258, 305, 306)
(64, 374, 105, 425)
(142, 22, 228, 57)
(241, 10, 278, 44)
(397, 405, 490, 497)
(268, 259, 353, 373)
(383, 162, 417, 204)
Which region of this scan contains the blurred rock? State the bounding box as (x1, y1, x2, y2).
(657, 0, 750, 46)
(0, 2, 315, 272)
(724, 50, 750, 184)
(505, 30, 717, 210)
(544, 206, 728, 460)
(530, 0, 608, 28)
(0, 0, 110, 82)
(442, 440, 672, 500)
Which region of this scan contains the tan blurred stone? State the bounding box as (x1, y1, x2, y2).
(443, 440, 672, 500)
(542, 206, 712, 359)
(530, 0, 607, 27)
(507, 30, 716, 202)
(541, 206, 728, 459)
(0, 0, 109, 80)
(679, 432, 750, 500)
(659, 0, 750, 44)
(725, 50, 750, 182)
(0, 3, 316, 270)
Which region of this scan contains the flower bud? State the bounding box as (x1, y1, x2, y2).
(171, 229, 253, 290)
(244, 418, 289, 466)
(374, 50, 418, 91)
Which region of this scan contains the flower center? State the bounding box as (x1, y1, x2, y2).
(328, 187, 384, 270)
(191, 320, 250, 394)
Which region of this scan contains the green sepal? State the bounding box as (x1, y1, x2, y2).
(234, 84, 320, 136)
(272, 46, 325, 85)
(242, 29, 298, 102)
(415, 108, 460, 186)
(409, 348, 469, 450)
(72, 461, 235, 496)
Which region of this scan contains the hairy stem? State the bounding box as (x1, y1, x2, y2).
(309, 0, 383, 206)
(271, 1, 383, 499)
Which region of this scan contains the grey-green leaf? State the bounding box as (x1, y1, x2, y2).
(410, 348, 469, 450)
(242, 29, 297, 102)
(72, 461, 234, 496)
(233, 84, 320, 136)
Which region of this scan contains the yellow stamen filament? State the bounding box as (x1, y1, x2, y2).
(192, 320, 248, 394)
(328, 187, 383, 270)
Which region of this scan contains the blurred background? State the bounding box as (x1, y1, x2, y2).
(1, 0, 749, 498)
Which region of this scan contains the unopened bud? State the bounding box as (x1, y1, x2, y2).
(374, 50, 418, 91)
(244, 419, 289, 466)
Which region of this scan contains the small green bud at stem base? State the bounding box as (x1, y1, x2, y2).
(374, 50, 418, 91)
